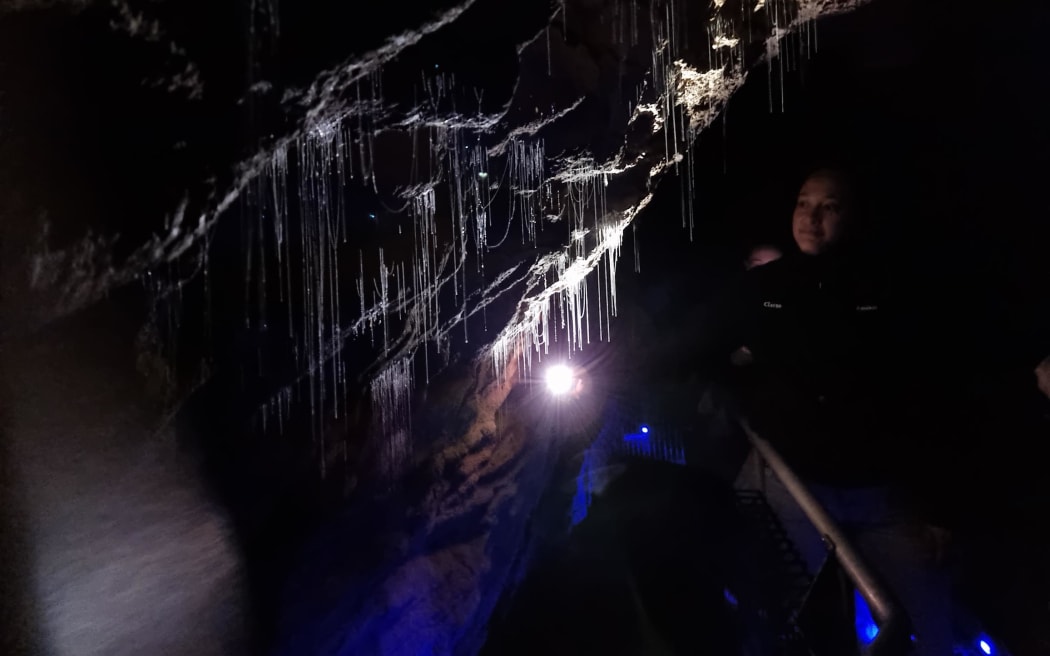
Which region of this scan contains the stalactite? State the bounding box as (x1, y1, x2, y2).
(89, 0, 876, 484)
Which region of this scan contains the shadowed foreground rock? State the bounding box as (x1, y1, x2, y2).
(481, 460, 748, 655)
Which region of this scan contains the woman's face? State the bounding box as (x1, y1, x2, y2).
(791, 174, 852, 255)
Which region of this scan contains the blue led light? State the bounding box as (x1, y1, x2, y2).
(854, 590, 879, 645)
(623, 432, 651, 454)
(640, 425, 649, 434)
(978, 635, 995, 655)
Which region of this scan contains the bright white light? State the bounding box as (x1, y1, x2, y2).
(979, 640, 992, 655)
(545, 364, 575, 396)
(641, 425, 650, 434)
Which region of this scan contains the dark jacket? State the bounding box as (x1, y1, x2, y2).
(718, 247, 927, 489)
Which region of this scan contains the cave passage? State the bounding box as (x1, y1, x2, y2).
(2, 1, 1049, 656)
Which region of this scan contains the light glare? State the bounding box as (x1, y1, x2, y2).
(545, 364, 575, 395)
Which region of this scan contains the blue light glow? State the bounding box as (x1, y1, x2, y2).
(623, 432, 652, 455)
(854, 589, 879, 645)
(978, 635, 994, 655)
(723, 587, 739, 609)
(640, 425, 650, 434)
(570, 476, 589, 526)
(570, 450, 596, 526)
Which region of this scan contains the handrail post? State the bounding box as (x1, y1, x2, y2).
(741, 421, 914, 655)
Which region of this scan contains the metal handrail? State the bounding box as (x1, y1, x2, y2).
(741, 421, 914, 656)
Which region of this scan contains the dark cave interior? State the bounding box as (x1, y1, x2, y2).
(2, 0, 1049, 655)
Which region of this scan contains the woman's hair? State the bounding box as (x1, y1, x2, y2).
(803, 166, 860, 210)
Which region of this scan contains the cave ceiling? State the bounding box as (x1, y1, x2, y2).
(0, 0, 871, 474)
